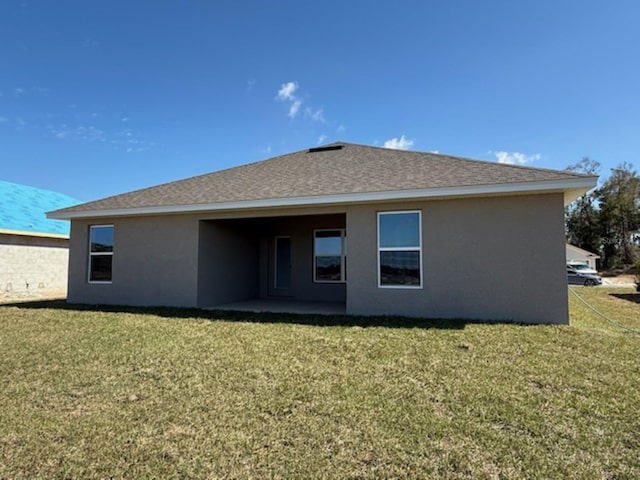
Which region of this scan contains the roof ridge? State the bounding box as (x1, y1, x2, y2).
(324, 141, 594, 180)
(432, 152, 595, 179)
(49, 141, 598, 218)
(75, 142, 591, 209)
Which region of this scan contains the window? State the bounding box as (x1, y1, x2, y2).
(88, 225, 114, 283)
(378, 211, 422, 288)
(314, 229, 346, 282)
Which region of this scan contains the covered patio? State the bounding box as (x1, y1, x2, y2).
(208, 298, 346, 315)
(197, 212, 347, 309)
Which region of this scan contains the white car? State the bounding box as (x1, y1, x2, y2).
(567, 265, 602, 286)
(567, 262, 598, 275)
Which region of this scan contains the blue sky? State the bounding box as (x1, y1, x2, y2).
(1, 1, 639, 201)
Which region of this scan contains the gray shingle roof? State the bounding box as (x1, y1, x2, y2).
(50, 142, 593, 216)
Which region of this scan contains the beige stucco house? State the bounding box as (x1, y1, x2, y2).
(49, 143, 597, 324)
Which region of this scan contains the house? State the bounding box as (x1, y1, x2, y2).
(48, 142, 597, 324)
(566, 244, 600, 270)
(1, 180, 80, 298)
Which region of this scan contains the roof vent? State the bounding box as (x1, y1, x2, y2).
(308, 144, 344, 153)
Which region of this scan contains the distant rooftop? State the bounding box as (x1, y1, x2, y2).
(0, 180, 81, 237)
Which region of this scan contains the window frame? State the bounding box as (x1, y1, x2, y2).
(88, 224, 114, 284)
(313, 228, 347, 283)
(377, 211, 423, 289)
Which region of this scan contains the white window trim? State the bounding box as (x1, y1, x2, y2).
(313, 228, 346, 283)
(377, 211, 423, 289)
(88, 224, 114, 284)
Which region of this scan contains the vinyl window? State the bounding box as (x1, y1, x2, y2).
(377, 211, 422, 288)
(314, 229, 346, 282)
(88, 225, 114, 283)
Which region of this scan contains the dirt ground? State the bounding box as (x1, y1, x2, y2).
(0, 289, 67, 304)
(601, 274, 636, 287)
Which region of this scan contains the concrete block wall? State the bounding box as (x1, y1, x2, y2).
(0, 236, 69, 294)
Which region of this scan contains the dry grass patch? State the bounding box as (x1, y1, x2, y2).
(0, 288, 639, 478)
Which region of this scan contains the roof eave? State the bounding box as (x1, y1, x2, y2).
(0, 228, 70, 239)
(47, 176, 598, 220)
(566, 243, 601, 258)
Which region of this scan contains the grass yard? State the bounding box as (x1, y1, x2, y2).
(1, 288, 639, 479)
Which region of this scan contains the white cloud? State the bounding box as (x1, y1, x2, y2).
(288, 99, 302, 118)
(53, 125, 106, 142)
(82, 38, 100, 48)
(277, 81, 298, 101)
(275, 81, 334, 126)
(492, 151, 541, 165)
(305, 107, 325, 123)
(12, 87, 48, 98)
(336, 124, 345, 134)
(383, 135, 414, 150)
(48, 123, 151, 152)
(116, 128, 154, 153)
(124, 136, 154, 153)
(317, 134, 327, 145)
(121, 117, 129, 122)
(276, 81, 304, 118)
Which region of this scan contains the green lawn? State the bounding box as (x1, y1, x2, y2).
(1, 288, 639, 479)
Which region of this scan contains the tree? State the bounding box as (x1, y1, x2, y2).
(566, 157, 601, 176)
(596, 162, 640, 267)
(566, 195, 601, 254)
(565, 158, 601, 254)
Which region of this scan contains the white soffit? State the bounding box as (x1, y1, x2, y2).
(48, 177, 597, 220)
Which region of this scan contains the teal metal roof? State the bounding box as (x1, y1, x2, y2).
(0, 180, 81, 236)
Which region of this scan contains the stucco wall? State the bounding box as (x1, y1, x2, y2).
(346, 194, 568, 324)
(68, 212, 347, 308)
(66, 194, 568, 323)
(197, 220, 260, 306)
(198, 214, 346, 306)
(68, 215, 200, 307)
(262, 214, 346, 303)
(0, 234, 69, 294)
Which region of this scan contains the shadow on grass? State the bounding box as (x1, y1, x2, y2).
(610, 293, 640, 304)
(0, 299, 522, 330)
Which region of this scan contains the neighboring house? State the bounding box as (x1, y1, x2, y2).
(1, 180, 80, 297)
(49, 142, 597, 324)
(566, 243, 600, 270)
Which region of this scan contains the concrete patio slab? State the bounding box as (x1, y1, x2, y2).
(209, 299, 346, 315)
